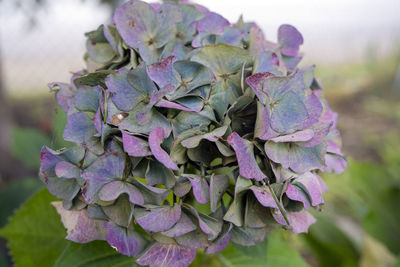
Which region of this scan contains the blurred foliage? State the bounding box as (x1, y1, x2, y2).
(11, 127, 51, 170)
(0, 178, 42, 227)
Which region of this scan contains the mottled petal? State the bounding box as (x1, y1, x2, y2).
(133, 204, 181, 232)
(161, 213, 197, 237)
(184, 174, 210, 204)
(227, 132, 266, 181)
(278, 24, 304, 57)
(273, 210, 316, 234)
(63, 112, 97, 143)
(270, 129, 314, 143)
(149, 127, 179, 170)
(98, 180, 144, 205)
(147, 56, 180, 88)
(82, 151, 125, 204)
(55, 161, 81, 179)
(136, 242, 196, 267)
(52, 202, 106, 243)
(104, 222, 147, 257)
(122, 131, 152, 157)
(250, 186, 278, 208)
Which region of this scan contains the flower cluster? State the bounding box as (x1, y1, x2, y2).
(40, 0, 346, 266)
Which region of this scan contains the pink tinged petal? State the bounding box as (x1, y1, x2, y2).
(278, 24, 304, 57)
(161, 213, 197, 238)
(55, 161, 80, 178)
(254, 102, 279, 140)
(149, 127, 178, 170)
(104, 222, 147, 257)
(273, 210, 316, 234)
(98, 180, 144, 205)
(52, 202, 106, 243)
(122, 131, 152, 157)
(285, 184, 311, 210)
(227, 132, 266, 181)
(250, 186, 278, 208)
(245, 72, 273, 104)
(302, 93, 323, 129)
(270, 129, 314, 143)
(203, 232, 231, 254)
(134, 204, 181, 232)
(136, 243, 196, 267)
(326, 140, 343, 155)
(324, 154, 347, 174)
(197, 12, 229, 34)
(300, 122, 331, 148)
(146, 56, 179, 88)
(296, 172, 325, 206)
(155, 99, 192, 111)
(184, 174, 210, 204)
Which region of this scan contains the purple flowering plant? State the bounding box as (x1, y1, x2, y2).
(40, 0, 347, 266)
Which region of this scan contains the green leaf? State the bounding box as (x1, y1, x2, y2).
(11, 127, 51, 170)
(0, 178, 43, 227)
(52, 106, 73, 149)
(74, 71, 114, 88)
(0, 188, 68, 267)
(266, 231, 309, 267)
(54, 241, 137, 267)
(217, 235, 268, 267)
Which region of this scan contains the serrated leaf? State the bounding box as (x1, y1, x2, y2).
(0, 189, 69, 267)
(54, 240, 137, 267)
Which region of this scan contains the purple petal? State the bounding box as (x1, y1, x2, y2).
(52, 202, 106, 243)
(184, 174, 210, 204)
(227, 132, 266, 181)
(146, 56, 179, 88)
(161, 212, 197, 237)
(136, 242, 196, 267)
(278, 24, 304, 57)
(324, 154, 347, 174)
(104, 222, 147, 257)
(55, 161, 80, 179)
(98, 180, 144, 205)
(273, 210, 316, 234)
(250, 186, 278, 208)
(149, 127, 179, 170)
(285, 184, 311, 209)
(63, 112, 97, 143)
(122, 131, 152, 157)
(204, 224, 231, 254)
(82, 152, 125, 204)
(155, 99, 192, 111)
(296, 172, 326, 206)
(134, 204, 181, 232)
(184, 205, 223, 240)
(197, 12, 229, 34)
(48, 82, 75, 112)
(301, 92, 323, 129)
(270, 129, 314, 143)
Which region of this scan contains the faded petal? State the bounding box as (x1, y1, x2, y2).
(136, 242, 196, 267)
(52, 202, 106, 243)
(227, 132, 266, 181)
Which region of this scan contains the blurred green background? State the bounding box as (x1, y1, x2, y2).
(0, 0, 399, 266)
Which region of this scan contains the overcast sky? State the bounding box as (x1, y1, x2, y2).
(1, 0, 399, 95)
